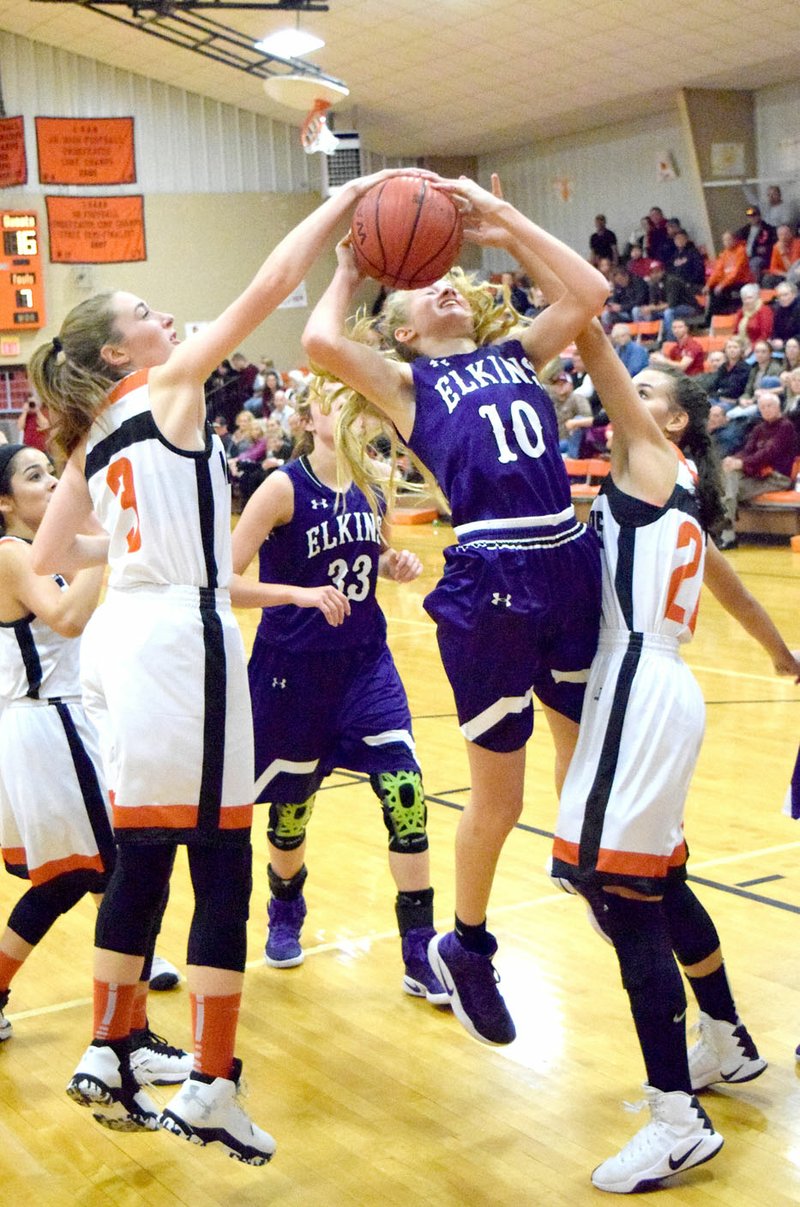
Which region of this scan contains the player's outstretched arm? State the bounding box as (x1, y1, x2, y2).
(31, 449, 110, 576)
(704, 542, 800, 680)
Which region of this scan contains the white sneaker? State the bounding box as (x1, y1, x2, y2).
(0, 990, 12, 1042)
(130, 1028, 193, 1085)
(160, 1059, 276, 1166)
(67, 1043, 160, 1131)
(149, 955, 181, 992)
(591, 1085, 723, 1194)
(688, 1013, 767, 1090)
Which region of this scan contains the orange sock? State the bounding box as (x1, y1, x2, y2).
(0, 951, 24, 993)
(190, 992, 241, 1080)
(93, 980, 138, 1042)
(131, 982, 149, 1032)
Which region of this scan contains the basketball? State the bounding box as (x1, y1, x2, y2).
(349, 176, 463, 290)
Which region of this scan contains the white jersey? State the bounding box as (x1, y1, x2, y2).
(85, 369, 232, 591)
(590, 455, 704, 642)
(552, 454, 707, 893)
(0, 537, 78, 702)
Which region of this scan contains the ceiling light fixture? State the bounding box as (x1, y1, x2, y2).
(255, 13, 324, 58)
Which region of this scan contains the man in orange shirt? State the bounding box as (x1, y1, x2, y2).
(762, 225, 800, 288)
(704, 232, 753, 321)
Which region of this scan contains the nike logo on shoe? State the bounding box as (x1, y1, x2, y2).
(721, 1063, 745, 1081)
(668, 1139, 704, 1171)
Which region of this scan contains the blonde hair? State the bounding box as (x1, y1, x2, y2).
(375, 267, 522, 360)
(28, 292, 123, 461)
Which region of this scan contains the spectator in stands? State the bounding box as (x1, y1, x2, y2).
(772, 283, 800, 352)
(707, 336, 751, 408)
(736, 206, 777, 282)
(16, 395, 49, 453)
(525, 285, 549, 319)
(784, 368, 800, 442)
(602, 265, 647, 329)
(733, 283, 774, 345)
(746, 184, 796, 231)
(611, 323, 649, 376)
(211, 415, 234, 454)
(670, 229, 706, 290)
(589, 214, 618, 266)
(229, 352, 258, 410)
(624, 243, 654, 279)
(704, 232, 753, 319)
(646, 206, 672, 262)
(229, 409, 260, 456)
(631, 260, 669, 327)
(762, 225, 800, 289)
(270, 389, 296, 436)
(741, 344, 784, 404)
(771, 281, 800, 348)
(544, 369, 593, 457)
(707, 402, 752, 458)
(779, 336, 800, 390)
(648, 317, 705, 375)
(717, 391, 798, 548)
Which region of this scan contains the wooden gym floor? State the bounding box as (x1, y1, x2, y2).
(0, 524, 798, 1206)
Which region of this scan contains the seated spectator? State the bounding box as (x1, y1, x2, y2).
(229, 351, 258, 409)
(211, 414, 234, 454)
(263, 416, 294, 465)
(708, 336, 751, 408)
(669, 228, 706, 290)
(733, 283, 774, 344)
(762, 225, 800, 288)
(610, 323, 649, 376)
(646, 206, 672, 262)
(771, 281, 800, 348)
(525, 285, 549, 319)
(631, 260, 669, 326)
(717, 391, 798, 548)
(624, 243, 656, 278)
(784, 368, 800, 442)
(740, 343, 784, 405)
(704, 232, 753, 318)
(229, 409, 260, 456)
(630, 261, 701, 338)
(779, 336, 800, 390)
(735, 206, 777, 281)
(648, 318, 705, 375)
(589, 214, 618, 266)
(747, 184, 795, 233)
(602, 265, 647, 329)
(707, 402, 752, 459)
(245, 367, 283, 417)
(543, 369, 592, 457)
(204, 359, 237, 425)
(695, 349, 727, 393)
(270, 389, 296, 436)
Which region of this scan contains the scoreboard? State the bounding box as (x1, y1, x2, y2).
(1, 211, 45, 331)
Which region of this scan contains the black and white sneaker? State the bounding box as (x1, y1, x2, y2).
(67, 1043, 160, 1131)
(591, 1085, 723, 1194)
(130, 1028, 193, 1085)
(160, 1058, 276, 1166)
(688, 1013, 767, 1090)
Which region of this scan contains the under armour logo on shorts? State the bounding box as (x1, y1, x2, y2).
(311, 498, 329, 509)
(272, 677, 287, 689)
(491, 593, 512, 607)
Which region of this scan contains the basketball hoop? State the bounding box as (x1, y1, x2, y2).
(301, 98, 339, 156)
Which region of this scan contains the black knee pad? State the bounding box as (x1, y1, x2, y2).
(187, 843, 252, 972)
(8, 869, 98, 946)
(371, 766, 428, 855)
(603, 894, 687, 1020)
(661, 878, 721, 967)
(95, 844, 176, 956)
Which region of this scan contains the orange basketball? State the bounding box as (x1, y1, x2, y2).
(349, 176, 463, 290)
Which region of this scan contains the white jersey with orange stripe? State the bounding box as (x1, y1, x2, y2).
(589, 454, 705, 644)
(85, 370, 232, 592)
(0, 536, 78, 702)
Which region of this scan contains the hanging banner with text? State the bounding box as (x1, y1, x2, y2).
(46, 195, 146, 263)
(0, 118, 28, 188)
(35, 117, 136, 185)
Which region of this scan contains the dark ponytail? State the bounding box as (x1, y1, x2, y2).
(668, 373, 726, 537)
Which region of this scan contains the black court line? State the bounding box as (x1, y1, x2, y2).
(736, 874, 785, 887)
(324, 772, 800, 917)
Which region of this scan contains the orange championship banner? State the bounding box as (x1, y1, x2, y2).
(36, 117, 135, 185)
(0, 117, 27, 188)
(45, 195, 146, 264)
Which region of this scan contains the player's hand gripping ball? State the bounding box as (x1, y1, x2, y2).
(350, 175, 463, 290)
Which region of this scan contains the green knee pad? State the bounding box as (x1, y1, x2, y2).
(268, 794, 316, 852)
(371, 770, 428, 854)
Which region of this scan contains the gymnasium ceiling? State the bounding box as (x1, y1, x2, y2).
(2, 0, 800, 158)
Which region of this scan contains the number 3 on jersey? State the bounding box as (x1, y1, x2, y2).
(106, 457, 142, 552)
(328, 554, 371, 601)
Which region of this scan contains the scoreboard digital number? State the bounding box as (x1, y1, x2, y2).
(1, 211, 46, 331)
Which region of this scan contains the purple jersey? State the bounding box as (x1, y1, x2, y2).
(256, 456, 386, 650)
(408, 339, 572, 530)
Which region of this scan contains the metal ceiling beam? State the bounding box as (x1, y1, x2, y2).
(31, 1, 343, 86)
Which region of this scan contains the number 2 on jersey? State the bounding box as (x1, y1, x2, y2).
(106, 457, 142, 552)
(664, 520, 702, 632)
